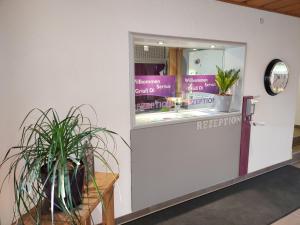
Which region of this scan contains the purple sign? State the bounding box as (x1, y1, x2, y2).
(135, 75, 176, 97)
(182, 75, 218, 94)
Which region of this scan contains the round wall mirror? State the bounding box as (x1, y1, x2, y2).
(264, 59, 289, 96)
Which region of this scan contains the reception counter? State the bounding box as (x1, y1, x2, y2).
(130, 34, 246, 212)
(131, 111, 242, 211)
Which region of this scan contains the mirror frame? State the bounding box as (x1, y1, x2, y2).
(264, 59, 289, 96)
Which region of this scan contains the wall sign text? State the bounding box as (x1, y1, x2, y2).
(197, 116, 241, 130)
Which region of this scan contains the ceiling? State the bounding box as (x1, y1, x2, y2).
(218, 0, 300, 18)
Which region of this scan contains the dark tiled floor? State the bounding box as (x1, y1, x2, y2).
(271, 163, 300, 224)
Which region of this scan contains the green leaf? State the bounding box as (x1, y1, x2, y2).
(215, 66, 240, 95)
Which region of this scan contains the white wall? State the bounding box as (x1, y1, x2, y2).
(1, 0, 300, 224)
(188, 49, 224, 75)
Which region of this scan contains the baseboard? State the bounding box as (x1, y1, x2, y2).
(112, 158, 298, 225)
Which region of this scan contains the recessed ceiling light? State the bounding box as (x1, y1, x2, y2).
(144, 45, 149, 51)
(210, 45, 216, 48)
(158, 41, 164, 45)
(193, 48, 197, 51)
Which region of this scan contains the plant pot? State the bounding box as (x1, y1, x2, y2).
(41, 161, 85, 211)
(215, 95, 232, 112)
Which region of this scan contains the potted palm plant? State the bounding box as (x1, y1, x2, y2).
(214, 66, 240, 112)
(0, 105, 128, 224)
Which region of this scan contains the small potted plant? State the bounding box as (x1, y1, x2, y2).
(215, 66, 240, 112)
(0, 105, 128, 224)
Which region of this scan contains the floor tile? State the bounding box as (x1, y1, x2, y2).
(272, 210, 300, 225)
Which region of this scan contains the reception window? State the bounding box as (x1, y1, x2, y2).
(131, 34, 246, 127)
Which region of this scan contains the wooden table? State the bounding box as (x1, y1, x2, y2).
(13, 172, 119, 225)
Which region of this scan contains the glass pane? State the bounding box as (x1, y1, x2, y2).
(132, 34, 246, 127)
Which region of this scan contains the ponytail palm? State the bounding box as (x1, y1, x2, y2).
(215, 66, 240, 95)
(0, 105, 128, 225)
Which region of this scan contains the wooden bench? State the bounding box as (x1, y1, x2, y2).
(13, 172, 119, 225)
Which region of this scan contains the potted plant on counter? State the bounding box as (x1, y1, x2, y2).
(215, 66, 240, 112)
(0, 105, 128, 225)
